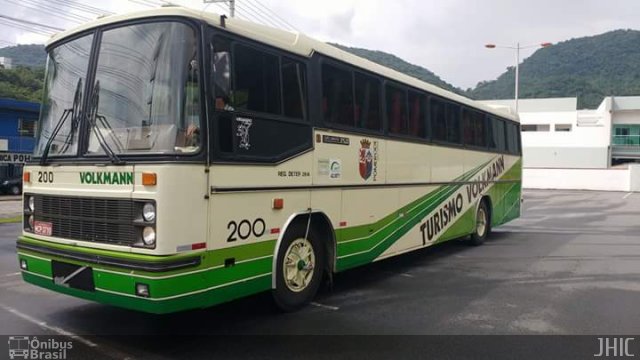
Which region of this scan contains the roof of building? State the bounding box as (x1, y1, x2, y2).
(478, 98, 577, 113)
(45, 6, 516, 121)
(0, 98, 40, 113)
(611, 96, 640, 111)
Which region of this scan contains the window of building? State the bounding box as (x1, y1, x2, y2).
(386, 84, 407, 135)
(555, 124, 572, 132)
(322, 63, 354, 127)
(354, 72, 381, 131)
(521, 124, 550, 132)
(18, 118, 37, 137)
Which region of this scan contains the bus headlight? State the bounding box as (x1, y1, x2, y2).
(28, 215, 34, 229)
(142, 203, 155, 222)
(142, 227, 156, 246)
(28, 196, 34, 211)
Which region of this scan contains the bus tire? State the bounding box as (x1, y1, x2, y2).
(272, 221, 325, 312)
(469, 200, 490, 246)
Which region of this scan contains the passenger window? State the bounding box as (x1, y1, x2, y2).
(212, 36, 232, 111)
(386, 84, 407, 135)
(354, 72, 381, 131)
(322, 64, 354, 127)
(233, 44, 281, 114)
(463, 108, 487, 147)
(408, 91, 427, 138)
(488, 117, 506, 152)
(430, 98, 447, 142)
(446, 103, 461, 144)
(282, 57, 307, 119)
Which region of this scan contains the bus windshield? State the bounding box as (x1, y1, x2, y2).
(35, 21, 202, 158)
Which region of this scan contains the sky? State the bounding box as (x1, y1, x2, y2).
(2, 0, 640, 89)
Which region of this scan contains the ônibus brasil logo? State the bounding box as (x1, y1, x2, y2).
(8, 336, 73, 359)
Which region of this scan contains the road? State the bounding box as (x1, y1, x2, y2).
(0, 190, 639, 358)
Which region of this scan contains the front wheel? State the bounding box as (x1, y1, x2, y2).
(9, 185, 20, 195)
(273, 222, 325, 311)
(469, 201, 490, 246)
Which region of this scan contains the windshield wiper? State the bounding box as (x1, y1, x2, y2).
(40, 78, 83, 165)
(87, 81, 125, 165)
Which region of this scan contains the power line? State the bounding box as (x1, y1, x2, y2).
(1, 0, 89, 24)
(0, 14, 64, 31)
(246, 0, 297, 31)
(234, 2, 283, 29)
(0, 20, 54, 36)
(48, 0, 114, 16)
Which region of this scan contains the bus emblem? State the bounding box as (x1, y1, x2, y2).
(359, 139, 374, 180)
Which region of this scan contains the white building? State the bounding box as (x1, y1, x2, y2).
(0, 57, 12, 69)
(480, 97, 640, 191)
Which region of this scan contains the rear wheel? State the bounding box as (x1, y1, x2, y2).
(469, 201, 489, 246)
(272, 222, 325, 311)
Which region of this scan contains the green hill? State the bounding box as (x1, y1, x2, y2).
(331, 43, 465, 95)
(469, 29, 640, 109)
(0, 44, 46, 68)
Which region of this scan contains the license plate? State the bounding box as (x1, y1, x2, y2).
(33, 221, 53, 236)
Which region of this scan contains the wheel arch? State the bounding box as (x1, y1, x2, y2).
(476, 195, 493, 231)
(271, 210, 337, 289)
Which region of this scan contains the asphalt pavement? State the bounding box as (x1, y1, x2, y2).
(0, 190, 639, 359)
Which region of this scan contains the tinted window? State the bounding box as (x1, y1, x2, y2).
(463, 108, 486, 147)
(408, 91, 427, 138)
(488, 117, 506, 152)
(386, 84, 407, 135)
(212, 36, 232, 111)
(506, 122, 518, 154)
(431, 98, 447, 141)
(431, 98, 460, 144)
(322, 63, 354, 126)
(282, 57, 307, 119)
(234, 45, 281, 114)
(354, 72, 381, 130)
(446, 103, 461, 144)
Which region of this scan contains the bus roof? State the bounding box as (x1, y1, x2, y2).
(47, 6, 517, 122)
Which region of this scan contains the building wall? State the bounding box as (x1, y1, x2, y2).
(519, 109, 610, 169)
(0, 98, 39, 154)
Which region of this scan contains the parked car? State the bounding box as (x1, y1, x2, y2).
(0, 175, 22, 195)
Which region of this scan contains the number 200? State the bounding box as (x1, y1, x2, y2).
(227, 218, 266, 242)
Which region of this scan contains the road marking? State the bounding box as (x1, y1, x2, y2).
(0, 303, 98, 348)
(2, 272, 20, 277)
(399, 273, 414, 278)
(310, 302, 339, 311)
(623, 192, 633, 199)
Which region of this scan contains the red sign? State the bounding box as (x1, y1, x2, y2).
(33, 221, 53, 236)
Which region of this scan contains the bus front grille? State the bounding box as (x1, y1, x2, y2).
(33, 195, 136, 246)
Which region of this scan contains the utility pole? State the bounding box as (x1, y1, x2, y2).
(203, 0, 235, 17)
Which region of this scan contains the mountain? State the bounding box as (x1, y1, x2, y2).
(469, 29, 640, 109)
(0, 44, 47, 68)
(332, 43, 465, 95)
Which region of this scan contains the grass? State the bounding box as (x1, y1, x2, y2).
(0, 215, 21, 224)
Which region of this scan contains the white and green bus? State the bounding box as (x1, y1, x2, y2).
(17, 7, 521, 314)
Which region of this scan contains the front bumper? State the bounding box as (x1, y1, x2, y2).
(16, 236, 274, 314)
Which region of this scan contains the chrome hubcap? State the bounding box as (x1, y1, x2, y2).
(476, 207, 487, 237)
(283, 238, 316, 292)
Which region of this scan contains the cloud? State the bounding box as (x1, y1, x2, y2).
(4, 0, 640, 89)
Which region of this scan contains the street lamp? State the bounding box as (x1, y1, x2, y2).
(485, 42, 552, 114)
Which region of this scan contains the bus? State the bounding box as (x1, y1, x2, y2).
(17, 7, 521, 314)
